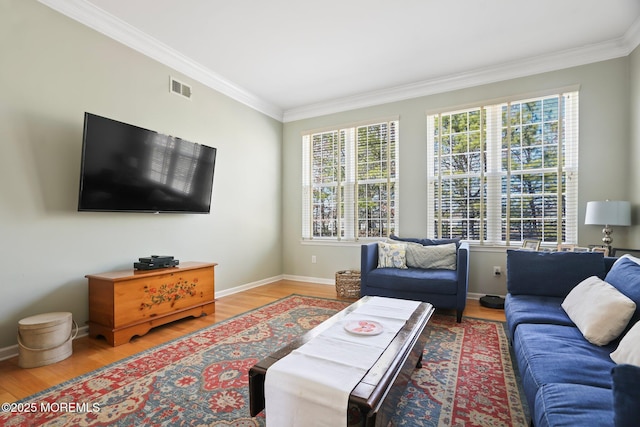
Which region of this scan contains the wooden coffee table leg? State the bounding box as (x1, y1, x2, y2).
(416, 352, 423, 369)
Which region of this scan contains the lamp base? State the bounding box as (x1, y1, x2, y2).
(601, 225, 613, 247)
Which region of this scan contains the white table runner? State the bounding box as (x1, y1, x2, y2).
(264, 297, 420, 427)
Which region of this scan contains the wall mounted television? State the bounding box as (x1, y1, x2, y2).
(78, 113, 217, 214)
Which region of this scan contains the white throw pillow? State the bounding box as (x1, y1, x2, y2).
(611, 321, 640, 366)
(561, 276, 636, 346)
(404, 242, 457, 270)
(377, 242, 407, 269)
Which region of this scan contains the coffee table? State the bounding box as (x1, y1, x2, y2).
(249, 296, 434, 426)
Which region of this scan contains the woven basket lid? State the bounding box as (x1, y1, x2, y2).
(18, 312, 72, 329)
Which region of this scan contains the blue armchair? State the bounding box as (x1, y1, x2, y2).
(360, 238, 470, 322)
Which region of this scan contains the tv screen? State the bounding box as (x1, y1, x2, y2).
(78, 113, 217, 213)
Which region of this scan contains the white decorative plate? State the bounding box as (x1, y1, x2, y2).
(344, 320, 383, 335)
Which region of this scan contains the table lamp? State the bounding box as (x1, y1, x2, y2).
(584, 200, 631, 249)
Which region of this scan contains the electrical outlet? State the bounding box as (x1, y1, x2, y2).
(311, 255, 317, 264)
(493, 266, 501, 276)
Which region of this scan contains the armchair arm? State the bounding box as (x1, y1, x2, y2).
(360, 242, 379, 295)
(455, 241, 470, 322)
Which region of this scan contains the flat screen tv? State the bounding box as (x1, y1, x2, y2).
(78, 113, 217, 213)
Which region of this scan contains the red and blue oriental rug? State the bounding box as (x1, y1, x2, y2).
(1, 295, 528, 426)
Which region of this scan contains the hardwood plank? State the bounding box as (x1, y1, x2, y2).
(0, 280, 504, 402)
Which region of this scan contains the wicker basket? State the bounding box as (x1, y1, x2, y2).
(335, 270, 361, 298)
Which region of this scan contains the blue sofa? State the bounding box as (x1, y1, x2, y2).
(360, 237, 469, 322)
(505, 250, 640, 427)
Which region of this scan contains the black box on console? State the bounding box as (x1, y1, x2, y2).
(134, 257, 179, 270)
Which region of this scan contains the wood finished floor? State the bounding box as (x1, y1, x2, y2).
(0, 280, 505, 403)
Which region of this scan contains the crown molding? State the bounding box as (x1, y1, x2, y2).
(624, 14, 640, 50)
(38, 0, 284, 121)
(39, 1, 640, 124)
(283, 30, 640, 122)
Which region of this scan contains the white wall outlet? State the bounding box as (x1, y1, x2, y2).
(311, 255, 317, 264)
(493, 266, 501, 276)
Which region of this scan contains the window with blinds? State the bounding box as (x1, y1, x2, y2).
(302, 119, 399, 241)
(427, 91, 579, 245)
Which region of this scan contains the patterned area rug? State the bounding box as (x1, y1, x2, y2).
(2, 295, 528, 426)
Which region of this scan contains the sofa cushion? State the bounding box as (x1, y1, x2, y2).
(377, 241, 407, 269)
(612, 364, 640, 427)
(535, 383, 613, 427)
(504, 294, 572, 340)
(513, 323, 616, 409)
(605, 256, 640, 334)
(404, 242, 456, 270)
(366, 268, 457, 295)
(506, 250, 606, 297)
(561, 276, 636, 346)
(611, 321, 640, 366)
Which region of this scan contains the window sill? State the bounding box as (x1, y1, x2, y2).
(300, 240, 566, 252)
(300, 239, 381, 247)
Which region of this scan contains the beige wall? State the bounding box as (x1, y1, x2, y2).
(0, 1, 282, 348)
(282, 58, 632, 297)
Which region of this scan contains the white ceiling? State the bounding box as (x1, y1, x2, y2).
(41, 0, 640, 121)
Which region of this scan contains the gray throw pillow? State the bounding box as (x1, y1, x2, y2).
(405, 242, 457, 270)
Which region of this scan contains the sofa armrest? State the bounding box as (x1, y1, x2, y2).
(360, 242, 379, 294)
(457, 241, 470, 284)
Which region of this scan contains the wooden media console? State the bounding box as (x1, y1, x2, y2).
(86, 262, 217, 346)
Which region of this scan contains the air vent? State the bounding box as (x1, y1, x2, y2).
(169, 77, 192, 100)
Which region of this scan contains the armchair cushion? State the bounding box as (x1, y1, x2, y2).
(367, 268, 458, 295)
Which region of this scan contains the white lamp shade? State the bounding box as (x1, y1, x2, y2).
(585, 201, 631, 226)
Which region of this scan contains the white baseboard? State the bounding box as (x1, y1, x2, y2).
(282, 274, 335, 285)
(467, 292, 482, 300)
(0, 345, 18, 362)
(0, 325, 89, 362)
(214, 275, 285, 298)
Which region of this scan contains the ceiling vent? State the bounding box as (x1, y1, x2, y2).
(170, 76, 192, 100)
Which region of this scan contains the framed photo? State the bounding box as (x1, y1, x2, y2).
(590, 246, 610, 256)
(557, 244, 575, 252)
(573, 246, 590, 252)
(611, 248, 640, 258)
(522, 239, 541, 251)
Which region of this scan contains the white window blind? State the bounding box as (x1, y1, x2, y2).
(302, 119, 399, 241)
(427, 91, 579, 245)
